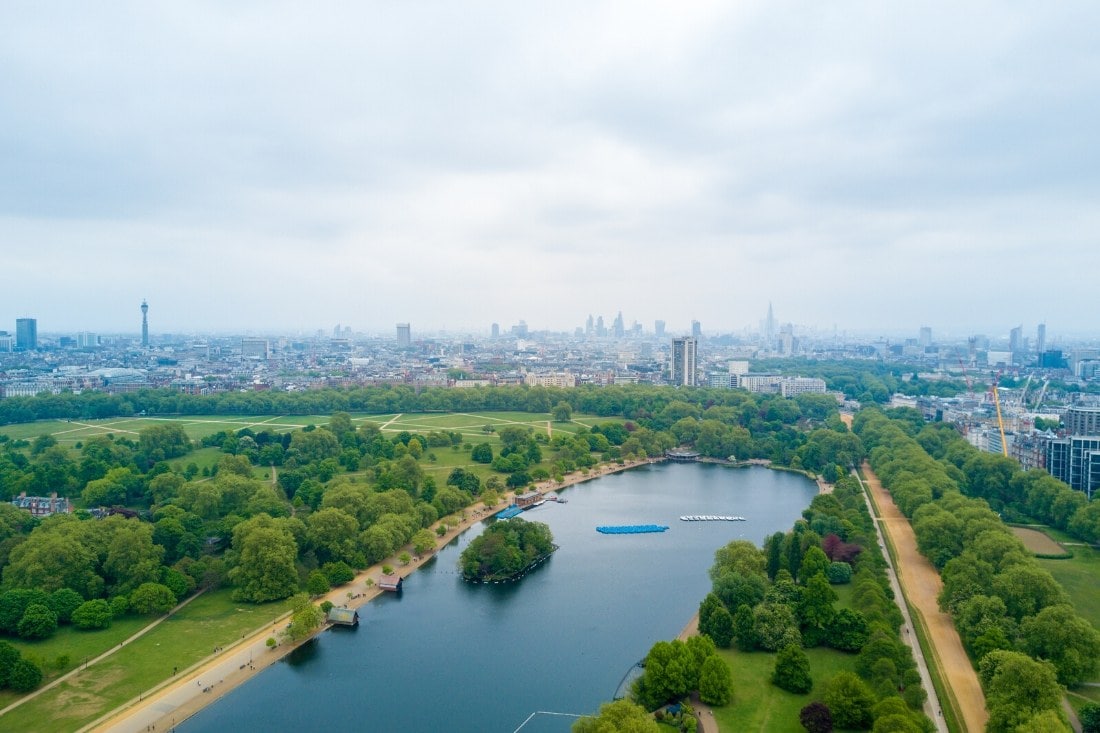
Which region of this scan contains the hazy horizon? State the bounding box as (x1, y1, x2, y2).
(3, 4, 1097, 337)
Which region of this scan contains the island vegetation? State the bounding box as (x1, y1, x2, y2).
(459, 518, 556, 582)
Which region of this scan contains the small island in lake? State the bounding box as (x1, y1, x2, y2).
(460, 517, 557, 583)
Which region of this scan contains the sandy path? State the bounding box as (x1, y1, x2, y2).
(861, 462, 987, 733)
(95, 458, 660, 733)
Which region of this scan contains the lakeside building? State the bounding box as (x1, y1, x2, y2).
(11, 492, 72, 517)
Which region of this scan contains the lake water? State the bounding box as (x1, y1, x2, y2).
(179, 463, 816, 733)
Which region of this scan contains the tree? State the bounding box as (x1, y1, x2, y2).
(552, 402, 573, 423)
(284, 594, 324, 642)
(821, 672, 874, 730)
(17, 603, 58, 640)
(8, 657, 42, 692)
(322, 561, 355, 586)
(1019, 604, 1100, 686)
(800, 702, 833, 733)
(412, 528, 436, 555)
(72, 599, 113, 630)
(306, 508, 360, 565)
(572, 699, 658, 733)
(471, 443, 493, 463)
(228, 515, 301, 603)
(699, 655, 732, 705)
(307, 571, 331, 597)
(128, 583, 177, 615)
(1079, 703, 1100, 733)
(773, 644, 813, 694)
(980, 650, 1064, 733)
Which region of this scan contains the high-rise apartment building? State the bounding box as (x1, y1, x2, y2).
(16, 318, 37, 350)
(671, 337, 698, 387)
(1036, 323, 1046, 355)
(691, 320, 702, 340)
(918, 326, 932, 348)
(396, 323, 411, 347)
(654, 320, 666, 338)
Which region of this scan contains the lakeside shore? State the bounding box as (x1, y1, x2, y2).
(94, 457, 660, 733)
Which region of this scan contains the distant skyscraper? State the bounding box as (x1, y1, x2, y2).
(15, 318, 37, 350)
(691, 320, 702, 339)
(654, 320, 666, 338)
(671, 337, 698, 387)
(1036, 323, 1046, 354)
(141, 300, 149, 348)
(396, 323, 411, 347)
(613, 311, 625, 338)
(918, 326, 932, 348)
(491, 322, 500, 338)
(585, 314, 594, 337)
(765, 303, 776, 344)
(1009, 325, 1023, 354)
(596, 316, 606, 337)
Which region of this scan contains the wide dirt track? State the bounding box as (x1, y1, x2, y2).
(862, 462, 988, 733)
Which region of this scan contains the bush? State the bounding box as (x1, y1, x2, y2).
(8, 658, 43, 692)
(322, 561, 356, 586)
(72, 600, 113, 630)
(821, 672, 874, 730)
(47, 588, 85, 624)
(129, 583, 177, 615)
(826, 562, 852, 584)
(773, 645, 813, 694)
(17, 604, 58, 640)
(800, 701, 833, 733)
(307, 571, 331, 597)
(319, 600, 334, 613)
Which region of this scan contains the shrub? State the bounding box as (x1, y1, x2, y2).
(72, 600, 113, 630)
(800, 701, 833, 733)
(826, 562, 852, 584)
(773, 645, 813, 694)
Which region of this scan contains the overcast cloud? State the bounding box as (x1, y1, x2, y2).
(2, 2, 1097, 340)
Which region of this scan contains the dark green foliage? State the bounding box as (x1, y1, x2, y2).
(8, 657, 42, 692)
(826, 608, 869, 652)
(826, 562, 852, 584)
(17, 603, 58, 639)
(0, 589, 49, 634)
(1080, 702, 1100, 733)
(128, 582, 176, 615)
(47, 587, 86, 624)
(821, 672, 874, 730)
(459, 518, 554, 582)
(322, 561, 356, 586)
(72, 599, 113, 630)
(772, 644, 813, 693)
(307, 571, 331, 596)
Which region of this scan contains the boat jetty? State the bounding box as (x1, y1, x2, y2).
(596, 524, 669, 534)
(679, 515, 746, 522)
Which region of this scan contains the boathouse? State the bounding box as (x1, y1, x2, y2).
(379, 575, 404, 592)
(326, 606, 359, 626)
(515, 490, 542, 509)
(665, 449, 700, 462)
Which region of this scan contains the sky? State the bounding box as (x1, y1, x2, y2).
(2, 2, 1098, 340)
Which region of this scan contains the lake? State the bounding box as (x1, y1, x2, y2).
(179, 463, 817, 733)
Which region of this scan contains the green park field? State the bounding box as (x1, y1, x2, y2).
(0, 590, 293, 731)
(713, 646, 859, 733)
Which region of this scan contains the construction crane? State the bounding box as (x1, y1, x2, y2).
(991, 371, 1009, 457)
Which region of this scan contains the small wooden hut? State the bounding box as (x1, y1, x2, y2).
(326, 606, 359, 626)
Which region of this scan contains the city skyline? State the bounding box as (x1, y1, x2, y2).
(2, 4, 1098, 335)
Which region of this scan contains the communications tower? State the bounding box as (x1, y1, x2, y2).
(141, 300, 149, 348)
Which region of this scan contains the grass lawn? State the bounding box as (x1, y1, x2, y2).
(1038, 543, 1100, 632)
(0, 589, 293, 732)
(712, 646, 859, 733)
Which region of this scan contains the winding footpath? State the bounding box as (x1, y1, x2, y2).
(860, 461, 988, 733)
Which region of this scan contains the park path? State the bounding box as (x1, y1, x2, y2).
(852, 472, 947, 733)
(0, 590, 207, 720)
(861, 462, 988, 733)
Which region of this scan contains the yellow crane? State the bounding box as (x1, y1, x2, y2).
(991, 372, 1008, 457)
